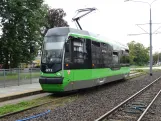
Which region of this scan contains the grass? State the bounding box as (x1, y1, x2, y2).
(0, 96, 51, 116)
(131, 65, 161, 69)
(127, 72, 146, 80)
(135, 68, 161, 73)
(0, 72, 40, 81)
(130, 65, 149, 68)
(134, 69, 144, 73)
(0, 94, 78, 116)
(128, 69, 161, 80)
(0, 102, 35, 115)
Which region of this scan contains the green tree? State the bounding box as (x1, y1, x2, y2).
(0, 0, 47, 68)
(0, 1, 68, 68)
(153, 52, 161, 64)
(42, 8, 69, 36)
(127, 41, 149, 66)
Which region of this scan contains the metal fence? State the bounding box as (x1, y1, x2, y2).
(0, 68, 40, 88)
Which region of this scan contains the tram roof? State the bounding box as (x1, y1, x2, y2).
(46, 27, 129, 51)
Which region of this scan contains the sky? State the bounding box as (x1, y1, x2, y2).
(44, 0, 161, 53)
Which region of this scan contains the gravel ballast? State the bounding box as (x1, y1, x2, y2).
(106, 73, 161, 121)
(1, 71, 161, 121)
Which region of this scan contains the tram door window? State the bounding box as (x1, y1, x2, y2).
(72, 37, 91, 69)
(73, 39, 84, 64)
(86, 39, 92, 69)
(65, 36, 91, 69)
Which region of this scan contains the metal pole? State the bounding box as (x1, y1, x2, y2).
(159, 53, 160, 65)
(3, 69, 6, 88)
(150, 7, 153, 76)
(158, 53, 159, 64)
(30, 63, 32, 84)
(125, 0, 158, 76)
(76, 19, 82, 30)
(18, 67, 20, 86)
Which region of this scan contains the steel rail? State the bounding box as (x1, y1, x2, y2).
(95, 76, 161, 121)
(137, 88, 161, 121)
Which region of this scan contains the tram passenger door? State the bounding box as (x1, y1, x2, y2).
(64, 38, 74, 81)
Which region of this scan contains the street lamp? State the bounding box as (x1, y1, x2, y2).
(125, 0, 159, 76)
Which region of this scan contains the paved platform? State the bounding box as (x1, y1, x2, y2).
(0, 83, 42, 102)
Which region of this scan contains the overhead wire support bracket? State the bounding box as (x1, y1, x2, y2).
(136, 24, 149, 33)
(72, 7, 97, 30)
(128, 33, 149, 36)
(128, 22, 161, 36)
(128, 32, 161, 36)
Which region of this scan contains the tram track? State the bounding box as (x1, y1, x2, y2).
(95, 76, 161, 121)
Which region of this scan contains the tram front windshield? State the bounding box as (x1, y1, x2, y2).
(41, 35, 66, 64)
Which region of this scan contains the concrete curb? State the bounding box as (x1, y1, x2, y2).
(0, 89, 43, 103)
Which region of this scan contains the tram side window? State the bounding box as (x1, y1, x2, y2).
(91, 41, 113, 68)
(124, 50, 130, 64)
(108, 46, 113, 65)
(120, 50, 130, 66)
(120, 50, 124, 65)
(113, 52, 119, 66)
(91, 41, 101, 68)
(124, 55, 130, 64)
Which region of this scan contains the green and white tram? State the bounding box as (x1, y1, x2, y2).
(39, 27, 130, 92)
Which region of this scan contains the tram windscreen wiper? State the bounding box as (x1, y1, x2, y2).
(46, 50, 62, 64)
